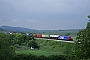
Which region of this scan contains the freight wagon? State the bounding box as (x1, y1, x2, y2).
(42, 34, 50, 38)
(49, 35, 60, 39)
(33, 34, 73, 41)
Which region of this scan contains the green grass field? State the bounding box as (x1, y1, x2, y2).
(38, 29, 80, 35)
(16, 49, 63, 56)
(15, 39, 74, 56)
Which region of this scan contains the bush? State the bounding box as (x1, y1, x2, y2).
(48, 55, 66, 60)
(27, 40, 39, 49)
(13, 54, 38, 60)
(0, 33, 15, 60)
(13, 54, 28, 60)
(14, 44, 20, 48)
(26, 54, 38, 60)
(38, 55, 48, 60)
(13, 54, 67, 60)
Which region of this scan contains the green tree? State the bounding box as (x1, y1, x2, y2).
(13, 33, 34, 46)
(27, 40, 39, 49)
(0, 33, 15, 60)
(14, 34, 26, 45)
(9, 34, 16, 45)
(70, 16, 90, 60)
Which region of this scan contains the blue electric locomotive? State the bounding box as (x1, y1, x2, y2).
(58, 36, 72, 41)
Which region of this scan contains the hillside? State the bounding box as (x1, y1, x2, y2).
(0, 26, 38, 33)
(0, 25, 82, 36)
(0, 28, 6, 33)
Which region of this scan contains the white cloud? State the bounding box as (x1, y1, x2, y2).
(10, 0, 89, 14)
(26, 19, 39, 22)
(0, 0, 90, 29)
(11, 19, 19, 22)
(1, 0, 90, 14)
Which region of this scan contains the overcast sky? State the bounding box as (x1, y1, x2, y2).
(0, 0, 90, 30)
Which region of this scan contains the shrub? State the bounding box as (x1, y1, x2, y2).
(48, 55, 66, 60)
(27, 40, 39, 49)
(13, 54, 67, 60)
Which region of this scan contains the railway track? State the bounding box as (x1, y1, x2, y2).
(36, 38, 75, 43)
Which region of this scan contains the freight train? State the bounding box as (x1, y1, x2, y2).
(33, 34, 73, 41)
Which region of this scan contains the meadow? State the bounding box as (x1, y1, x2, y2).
(16, 49, 62, 56)
(16, 39, 74, 56)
